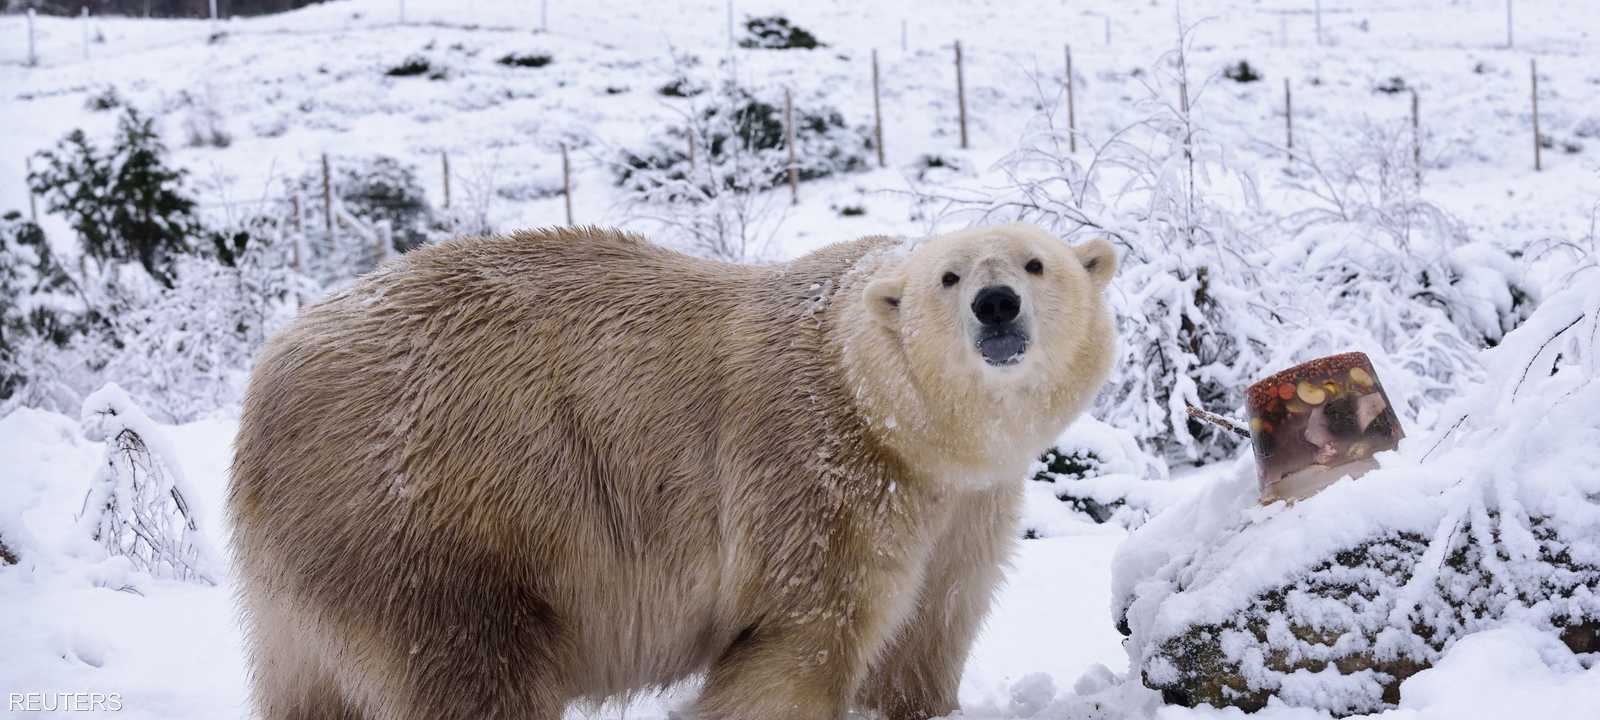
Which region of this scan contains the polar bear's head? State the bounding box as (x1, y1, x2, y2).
(845, 223, 1117, 481)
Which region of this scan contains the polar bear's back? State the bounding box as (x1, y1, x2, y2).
(227, 226, 895, 704)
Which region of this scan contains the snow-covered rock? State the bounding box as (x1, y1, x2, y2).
(1111, 286, 1600, 715)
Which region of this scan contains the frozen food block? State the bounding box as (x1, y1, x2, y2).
(1245, 352, 1405, 504)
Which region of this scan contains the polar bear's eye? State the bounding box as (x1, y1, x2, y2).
(941, 272, 960, 287)
(1026, 259, 1044, 275)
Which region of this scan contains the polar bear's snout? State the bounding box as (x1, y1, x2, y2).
(972, 285, 1030, 366)
(971, 285, 1021, 326)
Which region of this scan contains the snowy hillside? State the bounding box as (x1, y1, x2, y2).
(3, 0, 1599, 718)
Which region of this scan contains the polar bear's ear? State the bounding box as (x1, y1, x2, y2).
(1074, 239, 1117, 290)
(863, 275, 904, 329)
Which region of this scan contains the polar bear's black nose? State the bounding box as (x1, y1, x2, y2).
(972, 286, 1021, 326)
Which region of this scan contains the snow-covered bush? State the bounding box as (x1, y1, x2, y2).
(3, 209, 306, 422)
(1281, 121, 1539, 350)
(27, 107, 200, 289)
(176, 84, 232, 149)
(497, 52, 552, 68)
(1269, 121, 1538, 415)
(738, 16, 825, 50)
(77, 384, 219, 584)
(94, 222, 307, 422)
(83, 84, 122, 112)
(614, 74, 871, 260)
(287, 155, 442, 281)
(1221, 60, 1261, 83)
(1025, 417, 1174, 534)
(385, 54, 441, 78)
(1111, 282, 1600, 715)
(939, 22, 1536, 465)
(0, 211, 79, 406)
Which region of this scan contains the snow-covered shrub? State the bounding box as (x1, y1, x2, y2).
(1273, 121, 1538, 414)
(385, 55, 436, 78)
(0, 211, 78, 405)
(27, 107, 200, 289)
(738, 16, 825, 50)
(1025, 417, 1172, 533)
(444, 154, 510, 238)
(497, 52, 552, 68)
(177, 84, 232, 149)
(94, 221, 306, 422)
(937, 23, 1535, 465)
(83, 85, 122, 112)
(3, 203, 305, 422)
(616, 83, 870, 191)
(614, 75, 871, 260)
(1221, 60, 1261, 83)
(1111, 283, 1600, 715)
(288, 155, 442, 281)
(658, 76, 706, 98)
(77, 383, 219, 584)
(1374, 76, 1409, 95)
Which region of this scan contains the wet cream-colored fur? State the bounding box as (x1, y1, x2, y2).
(228, 223, 1117, 720)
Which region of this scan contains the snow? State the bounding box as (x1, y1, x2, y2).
(1393, 625, 1600, 720)
(0, 407, 246, 719)
(4, 0, 1600, 717)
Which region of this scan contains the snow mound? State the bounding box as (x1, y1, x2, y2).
(1110, 286, 1600, 715)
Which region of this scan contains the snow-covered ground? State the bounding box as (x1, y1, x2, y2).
(3, 1, 1599, 718)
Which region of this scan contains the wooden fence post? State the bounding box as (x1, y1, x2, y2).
(1410, 90, 1422, 187)
(1506, 0, 1515, 49)
(26, 9, 37, 67)
(872, 49, 886, 167)
(955, 41, 968, 149)
(1284, 78, 1293, 160)
(81, 7, 89, 61)
(321, 154, 333, 234)
(561, 143, 573, 225)
(1103, 15, 1111, 45)
(1064, 44, 1077, 153)
(1314, 0, 1324, 46)
(688, 127, 696, 170)
(785, 88, 798, 204)
(25, 157, 37, 223)
(1531, 58, 1541, 172)
(441, 151, 451, 209)
(290, 196, 302, 271)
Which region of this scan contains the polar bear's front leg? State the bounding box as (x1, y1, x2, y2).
(856, 485, 1022, 720)
(693, 507, 942, 720)
(692, 623, 856, 720)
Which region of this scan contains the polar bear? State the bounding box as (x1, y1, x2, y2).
(228, 223, 1117, 720)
